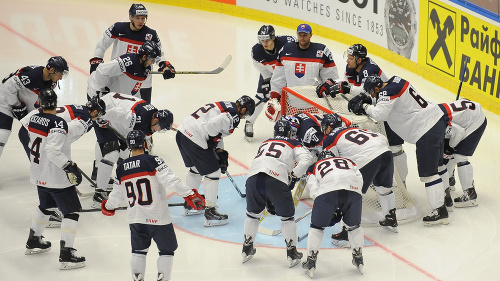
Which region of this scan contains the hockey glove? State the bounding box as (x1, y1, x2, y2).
(269, 91, 280, 101)
(265, 99, 281, 122)
(95, 117, 109, 128)
(265, 197, 276, 215)
(288, 172, 299, 190)
(89, 57, 104, 74)
(63, 161, 82, 186)
(12, 102, 28, 120)
(100, 200, 116, 216)
(330, 80, 351, 95)
(443, 138, 455, 159)
(347, 93, 371, 114)
(217, 149, 229, 174)
(316, 78, 335, 98)
(160, 61, 176, 79)
(261, 78, 271, 97)
(183, 189, 206, 210)
(352, 100, 368, 115)
(207, 135, 221, 150)
(329, 209, 342, 226)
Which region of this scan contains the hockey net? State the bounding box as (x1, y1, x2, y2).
(281, 86, 421, 226)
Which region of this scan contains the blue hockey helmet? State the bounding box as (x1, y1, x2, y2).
(86, 96, 106, 117)
(127, 130, 146, 149)
(363, 75, 384, 96)
(139, 41, 161, 62)
(46, 56, 69, 78)
(346, 44, 367, 61)
(129, 3, 148, 17)
(321, 113, 343, 133)
(236, 95, 256, 117)
(257, 25, 275, 42)
(274, 119, 291, 138)
(153, 109, 174, 132)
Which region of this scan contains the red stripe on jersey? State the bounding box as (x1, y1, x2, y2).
(215, 102, 226, 113)
(111, 36, 144, 47)
(263, 139, 300, 149)
(262, 60, 277, 66)
(124, 72, 147, 81)
(65, 105, 77, 120)
(121, 170, 157, 182)
(324, 127, 356, 150)
(28, 127, 48, 137)
(130, 100, 147, 113)
(323, 62, 337, 68)
(304, 112, 321, 127)
(390, 81, 409, 100)
(440, 103, 453, 125)
(281, 57, 325, 64)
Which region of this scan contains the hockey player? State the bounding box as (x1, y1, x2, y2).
(89, 3, 175, 103)
(441, 99, 487, 208)
(24, 88, 85, 270)
(350, 75, 450, 226)
(101, 130, 205, 281)
(244, 25, 296, 141)
(92, 93, 174, 209)
(176, 96, 256, 226)
(0, 56, 68, 159)
(321, 113, 398, 246)
(316, 44, 409, 187)
(281, 113, 325, 155)
(302, 151, 365, 277)
(265, 23, 339, 122)
(242, 120, 312, 267)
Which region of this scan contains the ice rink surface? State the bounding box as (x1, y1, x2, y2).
(1, 0, 500, 280)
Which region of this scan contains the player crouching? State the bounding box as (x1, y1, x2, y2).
(101, 130, 205, 281)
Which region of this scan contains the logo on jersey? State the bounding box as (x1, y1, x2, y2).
(316, 50, 323, 57)
(145, 34, 152, 41)
(295, 63, 306, 78)
(126, 45, 139, 54)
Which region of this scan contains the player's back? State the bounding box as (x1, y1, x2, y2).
(114, 154, 171, 225)
(441, 99, 486, 130)
(295, 112, 324, 149)
(323, 127, 389, 168)
(27, 112, 71, 188)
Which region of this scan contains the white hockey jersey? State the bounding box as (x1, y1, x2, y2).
(271, 41, 339, 94)
(247, 136, 312, 185)
(440, 99, 486, 147)
(306, 156, 363, 200)
(178, 101, 241, 149)
(365, 76, 444, 144)
(27, 112, 73, 188)
(322, 127, 390, 168)
(106, 153, 192, 225)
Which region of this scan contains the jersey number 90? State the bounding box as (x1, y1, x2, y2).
(125, 178, 153, 207)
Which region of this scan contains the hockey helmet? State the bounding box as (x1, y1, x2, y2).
(86, 96, 106, 117)
(321, 113, 343, 133)
(139, 41, 161, 62)
(236, 95, 256, 117)
(346, 44, 367, 61)
(274, 119, 291, 138)
(257, 25, 275, 42)
(318, 150, 335, 161)
(46, 56, 69, 78)
(153, 109, 174, 132)
(363, 75, 384, 96)
(126, 130, 146, 149)
(38, 88, 58, 109)
(281, 115, 300, 140)
(129, 3, 148, 17)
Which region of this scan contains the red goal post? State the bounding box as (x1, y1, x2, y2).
(281, 85, 422, 225)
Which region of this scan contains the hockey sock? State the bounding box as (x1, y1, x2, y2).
(375, 186, 395, 216)
(390, 145, 408, 184)
(0, 128, 11, 158)
(456, 155, 474, 190)
(157, 255, 173, 281)
(446, 156, 456, 177)
(31, 206, 51, 236)
(307, 227, 324, 254)
(244, 211, 262, 241)
(131, 253, 147, 278)
(185, 167, 202, 190)
(422, 174, 445, 209)
(203, 170, 221, 207)
(61, 214, 79, 248)
(347, 225, 364, 249)
(281, 217, 298, 246)
(94, 142, 102, 164)
(96, 151, 119, 190)
(438, 165, 449, 189)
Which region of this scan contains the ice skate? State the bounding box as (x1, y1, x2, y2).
(182, 205, 205, 216)
(204, 206, 228, 227)
(59, 241, 85, 270)
(454, 187, 478, 208)
(352, 247, 364, 274)
(244, 121, 254, 142)
(302, 250, 318, 278)
(331, 225, 350, 248)
(25, 229, 51, 255)
(241, 235, 256, 263)
(92, 188, 108, 209)
(423, 205, 449, 226)
(47, 209, 63, 228)
(379, 208, 398, 233)
(286, 239, 303, 268)
(157, 273, 165, 281)
(132, 273, 144, 281)
(445, 187, 454, 211)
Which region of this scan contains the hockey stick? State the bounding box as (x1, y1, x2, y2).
(150, 55, 232, 75)
(456, 56, 470, 100)
(225, 170, 246, 198)
(79, 202, 186, 212)
(298, 231, 309, 242)
(259, 209, 313, 236)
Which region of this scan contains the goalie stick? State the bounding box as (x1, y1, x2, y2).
(150, 55, 232, 75)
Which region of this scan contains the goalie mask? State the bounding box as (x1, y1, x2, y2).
(126, 130, 146, 150)
(281, 115, 300, 140)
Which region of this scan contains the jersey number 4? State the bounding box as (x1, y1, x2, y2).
(125, 178, 153, 207)
(30, 137, 42, 164)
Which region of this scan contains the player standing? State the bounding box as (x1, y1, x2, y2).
(242, 120, 312, 267)
(244, 25, 296, 141)
(265, 23, 339, 122)
(351, 75, 450, 226)
(24, 89, 85, 270)
(302, 151, 365, 277)
(176, 96, 255, 226)
(0, 56, 68, 159)
(89, 3, 175, 103)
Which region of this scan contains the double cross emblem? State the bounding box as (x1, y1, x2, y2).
(429, 9, 454, 68)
